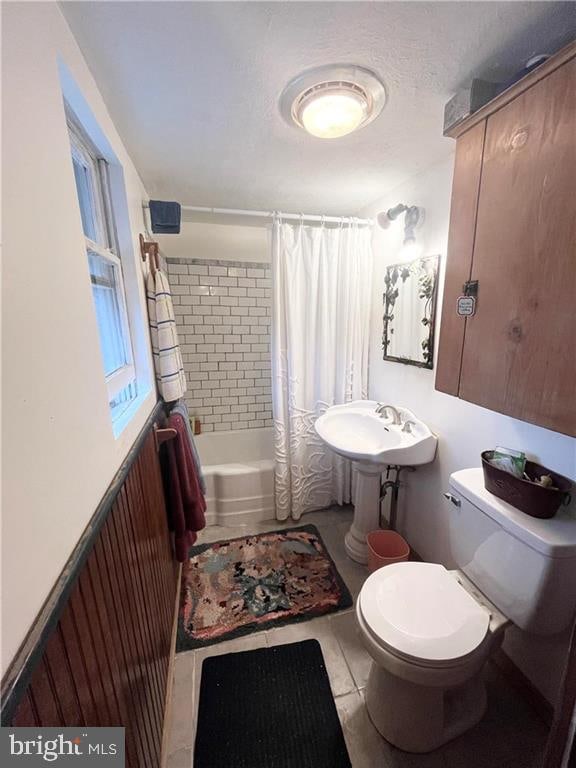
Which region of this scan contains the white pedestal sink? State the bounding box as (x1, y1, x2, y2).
(315, 401, 437, 564)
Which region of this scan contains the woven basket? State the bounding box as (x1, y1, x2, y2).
(481, 451, 572, 519)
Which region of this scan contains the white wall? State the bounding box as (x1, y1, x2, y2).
(362, 155, 576, 705)
(2, 3, 156, 675)
(157, 217, 271, 263)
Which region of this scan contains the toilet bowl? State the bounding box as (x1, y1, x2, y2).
(356, 562, 508, 753)
(355, 468, 576, 754)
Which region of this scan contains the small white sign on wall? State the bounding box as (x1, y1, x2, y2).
(457, 296, 476, 316)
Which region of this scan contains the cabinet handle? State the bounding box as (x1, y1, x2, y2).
(443, 492, 461, 507)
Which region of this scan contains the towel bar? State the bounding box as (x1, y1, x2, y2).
(140, 233, 159, 274)
(154, 426, 177, 451)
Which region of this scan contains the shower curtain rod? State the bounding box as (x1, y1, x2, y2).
(143, 202, 373, 226)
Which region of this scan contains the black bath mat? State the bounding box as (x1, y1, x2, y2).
(194, 639, 352, 768)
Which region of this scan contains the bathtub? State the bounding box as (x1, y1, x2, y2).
(194, 427, 275, 526)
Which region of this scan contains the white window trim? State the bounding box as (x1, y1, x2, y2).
(68, 116, 137, 409)
(69, 126, 110, 247)
(85, 238, 136, 401)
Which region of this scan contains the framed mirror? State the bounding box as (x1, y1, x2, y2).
(382, 255, 439, 369)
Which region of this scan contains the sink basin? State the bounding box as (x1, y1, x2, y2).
(315, 400, 437, 467)
(315, 401, 437, 564)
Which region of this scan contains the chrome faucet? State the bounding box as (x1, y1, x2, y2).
(375, 403, 402, 424)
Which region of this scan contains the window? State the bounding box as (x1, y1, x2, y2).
(67, 115, 137, 420)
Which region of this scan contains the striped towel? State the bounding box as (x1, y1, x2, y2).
(146, 268, 187, 403)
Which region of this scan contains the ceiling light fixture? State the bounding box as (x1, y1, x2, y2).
(298, 83, 368, 139)
(281, 65, 386, 139)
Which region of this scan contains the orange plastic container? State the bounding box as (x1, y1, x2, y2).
(367, 530, 410, 573)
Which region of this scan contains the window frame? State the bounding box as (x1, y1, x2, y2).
(67, 114, 137, 407)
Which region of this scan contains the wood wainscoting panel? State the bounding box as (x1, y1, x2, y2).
(6, 418, 177, 768)
(458, 58, 576, 435)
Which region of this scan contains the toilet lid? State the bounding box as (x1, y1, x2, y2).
(359, 562, 490, 663)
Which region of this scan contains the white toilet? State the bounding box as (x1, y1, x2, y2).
(356, 467, 576, 753)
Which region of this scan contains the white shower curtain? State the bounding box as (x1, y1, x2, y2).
(271, 219, 373, 520)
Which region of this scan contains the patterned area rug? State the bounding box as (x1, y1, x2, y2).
(177, 524, 352, 652)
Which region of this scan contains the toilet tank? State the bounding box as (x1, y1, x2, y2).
(447, 468, 576, 635)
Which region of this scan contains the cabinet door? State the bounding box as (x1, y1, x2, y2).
(435, 121, 486, 395)
(458, 58, 576, 436)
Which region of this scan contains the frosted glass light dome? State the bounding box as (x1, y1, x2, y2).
(299, 85, 369, 139)
(280, 65, 386, 140)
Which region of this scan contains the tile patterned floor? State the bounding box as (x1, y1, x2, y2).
(166, 507, 549, 768)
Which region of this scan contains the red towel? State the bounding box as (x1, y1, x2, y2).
(165, 413, 206, 562)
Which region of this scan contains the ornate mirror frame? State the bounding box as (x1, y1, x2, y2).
(382, 255, 440, 370)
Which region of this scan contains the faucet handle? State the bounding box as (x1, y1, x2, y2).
(401, 420, 416, 434)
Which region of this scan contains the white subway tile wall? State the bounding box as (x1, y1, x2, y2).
(167, 258, 273, 432)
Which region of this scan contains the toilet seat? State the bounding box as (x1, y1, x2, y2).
(359, 562, 491, 666)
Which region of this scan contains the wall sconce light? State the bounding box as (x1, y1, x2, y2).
(377, 204, 424, 260)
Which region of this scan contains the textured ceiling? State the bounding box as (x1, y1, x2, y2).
(61, 2, 575, 215)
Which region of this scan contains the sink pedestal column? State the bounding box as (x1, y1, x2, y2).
(345, 463, 382, 565)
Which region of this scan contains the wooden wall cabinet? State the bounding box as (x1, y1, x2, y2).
(436, 43, 576, 437)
